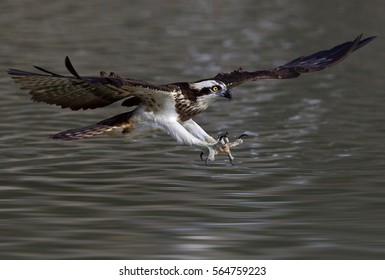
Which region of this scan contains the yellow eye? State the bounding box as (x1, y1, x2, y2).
(211, 86, 220, 92)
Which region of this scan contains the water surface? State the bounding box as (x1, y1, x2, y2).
(1, 0, 384, 259)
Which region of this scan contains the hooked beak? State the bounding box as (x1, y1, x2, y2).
(217, 89, 232, 100)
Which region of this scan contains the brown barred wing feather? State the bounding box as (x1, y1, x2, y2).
(8, 56, 173, 110)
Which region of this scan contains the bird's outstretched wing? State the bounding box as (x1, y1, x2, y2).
(8, 56, 173, 110)
(213, 34, 376, 88)
(8, 34, 376, 111)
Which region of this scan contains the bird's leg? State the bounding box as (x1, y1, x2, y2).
(200, 132, 248, 165)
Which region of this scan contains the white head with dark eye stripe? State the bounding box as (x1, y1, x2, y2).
(189, 80, 232, 108)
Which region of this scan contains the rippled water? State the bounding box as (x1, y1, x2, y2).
(1, 0, 384, 259)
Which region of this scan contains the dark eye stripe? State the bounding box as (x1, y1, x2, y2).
(199, 87, 211, 95)
(193, 83, 224, 97)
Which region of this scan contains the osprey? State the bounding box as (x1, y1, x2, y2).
(8, 34, 375, 165)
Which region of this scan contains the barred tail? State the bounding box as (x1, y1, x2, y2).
(50, 124, 115, 140)
(50, 111, 134, 140)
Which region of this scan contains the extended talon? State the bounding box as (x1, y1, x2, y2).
(199, 132, 247, 166)
(238, 133, 248, 139)
(227, 152, 235, 166)
(217, 131, 228, 140)
(200, 151, 205, 161)
(217, 131, 229, 141)
(199, 152, 210, 166)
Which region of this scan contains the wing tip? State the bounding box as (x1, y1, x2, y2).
(355, 34, 377, 51)
(7, 68, 26, 76)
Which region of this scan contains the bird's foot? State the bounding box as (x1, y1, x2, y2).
(200, 132, 247, 166)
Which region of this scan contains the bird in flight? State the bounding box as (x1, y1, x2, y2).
(8, 34, 375, 165)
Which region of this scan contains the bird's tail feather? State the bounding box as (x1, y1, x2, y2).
(50, 111, 134, 140)
(50, 124, 115, 140)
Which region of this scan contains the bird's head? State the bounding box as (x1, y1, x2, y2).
(188, 80, 232, 108)
(174, 80, 231, 121)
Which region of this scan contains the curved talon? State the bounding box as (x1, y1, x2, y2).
(238, 133, 248, 139)
(199, 152, 210, 166)
(228, 155, 235, 166)
(200, 152, 205, 161)
(217, 131, 229, 141)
